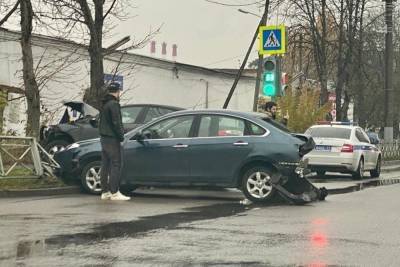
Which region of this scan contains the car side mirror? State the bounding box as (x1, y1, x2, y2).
(89, 118, 98, 128)
(132, 132, 145, 141)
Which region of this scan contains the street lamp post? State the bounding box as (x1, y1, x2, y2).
(384, 0, 394, 142)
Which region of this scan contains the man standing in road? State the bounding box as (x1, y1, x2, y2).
(264, 101, 278, 120)
(264, 101, 288, 126)
(98, 82, 130, 201)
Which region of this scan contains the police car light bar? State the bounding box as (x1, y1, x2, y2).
(316, 121, 357, 126)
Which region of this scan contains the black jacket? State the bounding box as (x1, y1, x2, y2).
(99, 94, 124, 142)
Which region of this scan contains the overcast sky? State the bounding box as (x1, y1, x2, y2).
(111, 0, 265, 69)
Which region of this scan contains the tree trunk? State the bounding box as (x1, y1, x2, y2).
(84, 35, 104, 110)
(82, 0, 104, 110)
(20, 0, 40, 139)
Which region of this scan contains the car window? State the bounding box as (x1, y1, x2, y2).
(305, 127, 351, 139)
(143, 107, 176, 123)
(356, 129, 370, 143)
(249, 122, 266, 136)
(198, 115, 245, 137)
(121, 106, 142, 124)
(144, 115, 194, 139)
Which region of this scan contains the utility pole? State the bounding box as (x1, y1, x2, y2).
(205, 80, 209, 108)
(223, 0, 270, 109)
(384, 0, 394, 142)
(252, 0, 270, 111)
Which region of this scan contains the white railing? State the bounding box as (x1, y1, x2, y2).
(0, 136, 59, 178)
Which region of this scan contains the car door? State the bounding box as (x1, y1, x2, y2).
(355, 128, 374, 169)
(189, 114, 253, 185)
(122, 115, 195, 184)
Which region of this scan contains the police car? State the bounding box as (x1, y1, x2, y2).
(303, 122, 382, 179)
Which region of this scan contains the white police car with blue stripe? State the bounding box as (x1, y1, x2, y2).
(303, 122, 382, 179)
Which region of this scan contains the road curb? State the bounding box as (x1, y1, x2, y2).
(0, 186, 81, 198)
(381, 165, 400, 173)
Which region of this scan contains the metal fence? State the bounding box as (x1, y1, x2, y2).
(378, 142, 400, 161)
(0, 136, 59, 179)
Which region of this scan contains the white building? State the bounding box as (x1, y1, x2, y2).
(0, 28, 256, 136)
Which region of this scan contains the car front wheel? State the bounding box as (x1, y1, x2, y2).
(241, 166, 276, 203)
(80, 161, 102, 194)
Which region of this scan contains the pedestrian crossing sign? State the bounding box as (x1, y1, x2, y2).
(259, 25, 286, 55)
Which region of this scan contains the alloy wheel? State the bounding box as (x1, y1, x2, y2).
(246, 171, 273, 199)
(85, 166, 102, 193)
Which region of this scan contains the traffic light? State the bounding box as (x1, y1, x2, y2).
(262, 57, 280, 97)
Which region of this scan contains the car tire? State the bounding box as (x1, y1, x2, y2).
(80, 160, 102, 195)
(316, 171, 326, 177)
(370, 157, 381, 178)
(45, 139, 71, 156)
(241, 166, 276, 203)
(352, 158, 364, 180)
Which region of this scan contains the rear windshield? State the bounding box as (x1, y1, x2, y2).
(306, 127, 351, 139)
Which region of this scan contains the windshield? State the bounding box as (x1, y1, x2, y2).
(305, 127, 351, 139)
(261, 117, 291, 133)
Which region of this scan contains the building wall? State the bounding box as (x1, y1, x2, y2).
(0, 29, 255, 136)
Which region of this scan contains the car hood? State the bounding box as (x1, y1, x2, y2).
(63, 101, 99, 117)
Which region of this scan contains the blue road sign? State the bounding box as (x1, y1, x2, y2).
(104, 73, 124, 90)
(259, 25, 286, 55)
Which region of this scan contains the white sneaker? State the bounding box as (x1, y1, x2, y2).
(110, 191, 131, 201)
(101, 191, 112, 200)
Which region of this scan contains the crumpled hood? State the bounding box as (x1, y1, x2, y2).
(63, 101, 98, 117)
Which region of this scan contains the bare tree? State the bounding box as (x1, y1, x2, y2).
(20, 0, 41, 138)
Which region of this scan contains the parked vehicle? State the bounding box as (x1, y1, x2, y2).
(40, 101, 183, 155)
(54, 109, 326, 203)
(303, 122, 382, 179)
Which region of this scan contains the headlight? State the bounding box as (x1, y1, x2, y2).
(67, 143, 80, 150)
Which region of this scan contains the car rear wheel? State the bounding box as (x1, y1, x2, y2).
(241, 166, 276, 203)
(45, 139, 71, 156)
(80, 161, 102, 194)
(352, 158, 364, 180)
(370, 157, 381, 178)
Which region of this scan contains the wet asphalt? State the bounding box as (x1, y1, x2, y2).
(1, 173, 400, 266)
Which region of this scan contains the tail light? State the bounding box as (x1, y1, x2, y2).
(341, 144, 353, 153)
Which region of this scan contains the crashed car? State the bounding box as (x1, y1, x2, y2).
(54, 109, 327, 204)
(40, 101, 183, 155)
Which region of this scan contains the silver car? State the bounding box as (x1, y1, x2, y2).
(303, 123, 382, 179)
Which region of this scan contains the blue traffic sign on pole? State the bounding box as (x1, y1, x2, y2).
(259, 25, 286, 55)
(104, 73, 124, 90)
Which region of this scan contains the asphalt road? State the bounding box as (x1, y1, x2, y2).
(1, 174, 400, 266)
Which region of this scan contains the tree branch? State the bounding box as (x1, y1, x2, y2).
(0, 0, 20, 27)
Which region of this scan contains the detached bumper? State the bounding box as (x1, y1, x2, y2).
(273, 160, 328, 204)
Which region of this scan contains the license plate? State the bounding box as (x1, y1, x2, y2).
(315, 145, 331, 151)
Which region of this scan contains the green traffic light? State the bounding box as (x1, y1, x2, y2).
(263, 83, 276, 96)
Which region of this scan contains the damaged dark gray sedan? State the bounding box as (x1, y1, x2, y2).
(54, 109, 327, 204)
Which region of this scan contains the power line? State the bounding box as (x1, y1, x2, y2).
(203, 0, 264, 7)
